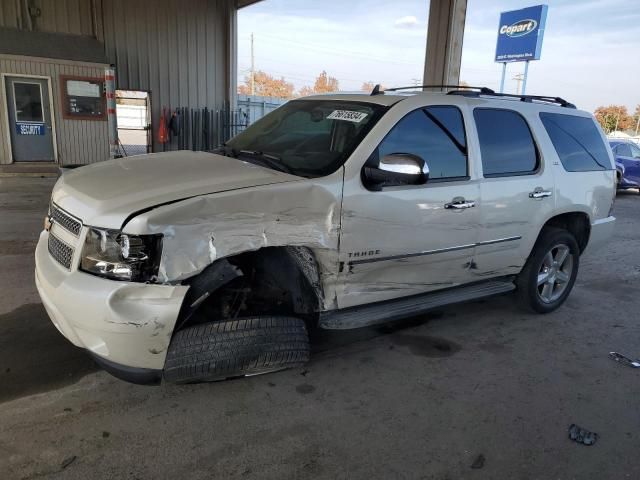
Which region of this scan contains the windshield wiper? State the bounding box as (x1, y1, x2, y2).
(236, 150, 293, 174)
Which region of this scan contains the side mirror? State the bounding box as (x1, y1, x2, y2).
(363, 153, 429, 190)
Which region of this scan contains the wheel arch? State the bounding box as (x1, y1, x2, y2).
(174, 246, 324, 332)
(538, 211, 591, 254)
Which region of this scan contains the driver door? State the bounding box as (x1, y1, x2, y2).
(337, 106, 480, 309)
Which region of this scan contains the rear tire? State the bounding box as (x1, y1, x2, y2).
(516, 228, 580, 314)
(164, 316, 310, 384)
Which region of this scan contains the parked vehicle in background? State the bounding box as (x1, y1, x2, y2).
(35, 86, 616, 385)
(609, 139, 640, 193)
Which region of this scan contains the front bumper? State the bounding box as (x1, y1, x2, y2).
(35, 230, 189, 371)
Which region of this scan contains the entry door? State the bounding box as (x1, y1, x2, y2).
(338, 106, 480, 309)
(5, 77, 55, 161)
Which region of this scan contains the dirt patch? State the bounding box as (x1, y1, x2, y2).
(391, 334, 461, 358)
(0, 303, 98, 402)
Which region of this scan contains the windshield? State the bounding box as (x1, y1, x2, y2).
(222, 100, 388, 178)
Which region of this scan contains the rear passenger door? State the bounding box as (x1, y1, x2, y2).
(472, 108, 555, 277)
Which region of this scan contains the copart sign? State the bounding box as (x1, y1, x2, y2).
(495, 5, 548, 63)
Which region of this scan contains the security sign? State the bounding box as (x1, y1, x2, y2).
(495, 5, 548, 63)
(16, 123, 45, 135)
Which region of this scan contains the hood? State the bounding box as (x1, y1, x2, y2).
(52, 151, 300, 229)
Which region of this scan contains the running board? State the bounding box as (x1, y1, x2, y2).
(319, 280, 516, 330)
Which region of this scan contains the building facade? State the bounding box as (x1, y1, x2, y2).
(0, 0, 249, 167)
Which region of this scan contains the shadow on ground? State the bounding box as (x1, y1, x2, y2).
(0, 303, 98, 402)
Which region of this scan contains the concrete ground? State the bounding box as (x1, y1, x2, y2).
(1, 176, 639, 480)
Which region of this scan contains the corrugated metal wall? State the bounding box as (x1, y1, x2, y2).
(100, 0, 234, 152)
(0, 0, 21, 29)
(0, 55, 109, 165)
(0, 0, 94, 35)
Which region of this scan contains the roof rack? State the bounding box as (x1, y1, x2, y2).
(371, 84, 494, 95)
(447, 90, 576, 109)
(370, 83, 576, 109)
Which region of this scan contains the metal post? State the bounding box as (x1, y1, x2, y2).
(105, 66, 120, 158)
(499, 62, 507, 93)
(521, 61, 530, 95)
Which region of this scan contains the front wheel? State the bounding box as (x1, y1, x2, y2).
(516, 228, 580, 313)
(163, 316, 310, 384)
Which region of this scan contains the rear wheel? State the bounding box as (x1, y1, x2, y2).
(516, 228, 580, 313)
(164, 316, 310, 384)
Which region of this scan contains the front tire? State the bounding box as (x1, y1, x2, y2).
(516, 228, 580, 314)
(164, 316, 310, 384)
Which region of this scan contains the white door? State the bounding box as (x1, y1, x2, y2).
(472, 108, 555, 277)
(338, 105, 480, 309)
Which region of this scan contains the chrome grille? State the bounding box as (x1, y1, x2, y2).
(51, 204, 82, 236)
(48, 234, 74, 270)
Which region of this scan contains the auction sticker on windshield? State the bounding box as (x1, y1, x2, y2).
(327, 110, 368, 123)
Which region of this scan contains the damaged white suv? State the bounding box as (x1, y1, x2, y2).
(36, 87, 616, 384)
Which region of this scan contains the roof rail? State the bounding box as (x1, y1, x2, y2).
(371, 84, 494, 96)
(447, 90, 576, 109)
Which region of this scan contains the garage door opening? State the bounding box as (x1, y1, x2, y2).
(116, 90, 151, 156)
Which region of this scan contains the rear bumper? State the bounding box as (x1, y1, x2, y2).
(35, 230, 189, 371)
(583, 216, 615, 256)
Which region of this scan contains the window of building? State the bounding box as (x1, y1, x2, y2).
(13, 82, 43, 123)
(376, 106, 467, 180)
(60, 75, 106, 120)
(540, 113, 610, 171)
(474, 108, 538, 176)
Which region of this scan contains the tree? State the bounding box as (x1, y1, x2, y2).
(594, 105, 633, 133)
(361, 81, 375, 92)
(633, 105, 640, 134)
(298, 71, 340, 96)
(238, 70, 295, 99)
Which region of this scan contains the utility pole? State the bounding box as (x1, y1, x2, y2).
(250, 33, 255, 96)
(513, 73, 524, 95)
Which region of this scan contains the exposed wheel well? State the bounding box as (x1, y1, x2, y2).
(175, 246, 323, 332)
(542, 212, 591, 253)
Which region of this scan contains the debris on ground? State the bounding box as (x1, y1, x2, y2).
(568, 424, 598, 446)
(102, 431, 110, 438)
(61, 455, 77, 469)
(608, 352, 640, 368)
(471, 454, 485, 469)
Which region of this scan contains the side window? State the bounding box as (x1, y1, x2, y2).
(376, 106, 467, 180)
(616, 143, 632, 157)
(540, 113, 610, 171)
(474, 109, 538, 176)
(629, 143, 640, 159)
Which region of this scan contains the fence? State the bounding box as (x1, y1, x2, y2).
(117, 96, 288, 156)
(237, 94, 288, 124)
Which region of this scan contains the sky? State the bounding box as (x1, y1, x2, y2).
(238, 0, 640, 113)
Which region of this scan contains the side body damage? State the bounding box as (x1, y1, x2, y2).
(123, 170, 344, 320)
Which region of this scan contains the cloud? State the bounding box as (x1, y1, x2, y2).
(394, 15, 420, 28)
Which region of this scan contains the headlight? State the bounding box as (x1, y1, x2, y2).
(80, 227, 163, 282)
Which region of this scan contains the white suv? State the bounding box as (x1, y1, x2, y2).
(35, 87, 616, 384)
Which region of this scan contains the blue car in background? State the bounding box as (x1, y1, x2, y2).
(609, 139, 640, 193)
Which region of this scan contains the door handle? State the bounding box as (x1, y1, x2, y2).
(445, 197, 476, 210)
(529, 188, 552, 199)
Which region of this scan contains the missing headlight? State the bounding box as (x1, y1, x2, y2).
(80, 227, 162, 282)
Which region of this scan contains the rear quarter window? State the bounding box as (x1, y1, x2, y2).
(539, 113, 611, 171)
